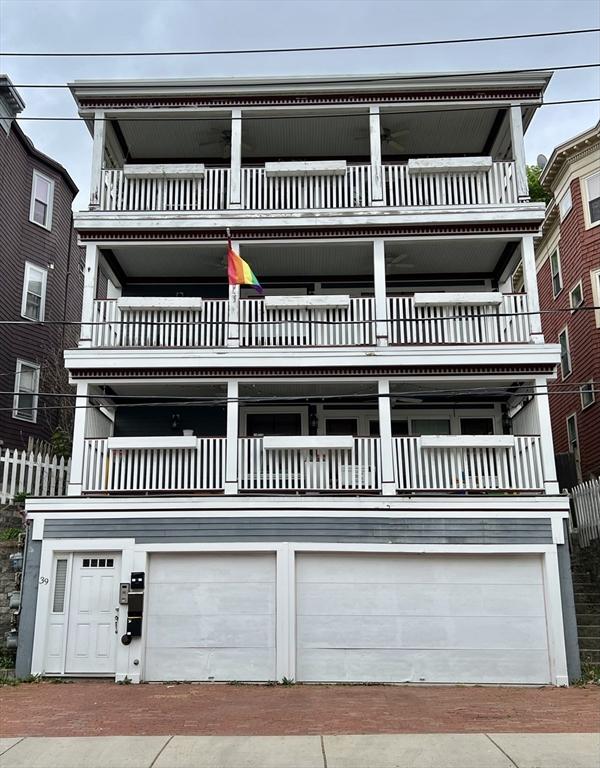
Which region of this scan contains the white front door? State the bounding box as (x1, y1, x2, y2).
(65, 553, 121, 674)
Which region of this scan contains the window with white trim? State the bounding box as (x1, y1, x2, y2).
(559, 187, 572, 220)
(584, 171, 600, 226)
(591, 269, 600, 328)
(29, 170, 54, 230)
(21, 262, 47, 321)
(558, 327, 572, 379)
(12, 360, 40, 422)
(580, 381, 595, 410)
(569, 280, 584, 310)
(566, 413, 579, 452)
(550, 250, 562, 297)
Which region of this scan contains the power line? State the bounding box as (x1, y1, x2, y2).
(3, 27, 599, 58)
(12, 97, 600, 123)
(8, 62, 600, 89)
(1, 304, 599, 328)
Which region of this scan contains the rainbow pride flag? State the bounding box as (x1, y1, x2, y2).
(227, 240, 263, 293)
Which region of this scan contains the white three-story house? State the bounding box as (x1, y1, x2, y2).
(16, 72, 579, 685)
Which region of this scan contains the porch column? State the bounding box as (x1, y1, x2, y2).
(373, 239, 388, 346)
(225, 380, 239, 494)
(89, 110, 106, 209)
(67, 382, 90, 496)
(79, 244, 100, 348)
(509, 104, 529, 202)
(229, 109, 242, 209)
(535, 377, 560, 495)
(369, 106, 384, 205)
(520, 234, 544, 343)
(378, 379, 396, 496)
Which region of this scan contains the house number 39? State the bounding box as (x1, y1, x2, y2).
(39, 577, 49, 584)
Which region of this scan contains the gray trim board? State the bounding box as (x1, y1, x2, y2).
(557, 520, 581, 682)
(42, 516, 553, 544)
(15, 534, 41, 679)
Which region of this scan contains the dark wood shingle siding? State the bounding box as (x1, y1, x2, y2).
(538, 177, 600, 479)
(0, 123, 83, 449)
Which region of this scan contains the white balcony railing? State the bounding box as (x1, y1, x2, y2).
(238, 437, 380, 492)
(97, 160, 517, 213)
(387, 293, 530, 345)
(393, 435, 544, 492)
(99, 168, 229, 212)
(90, 299, 228, 348)
(382, 161, 517, 206)
(82, 437, 226, 493)
(87, 294, 531, 349)
(239, 297, 376, 347)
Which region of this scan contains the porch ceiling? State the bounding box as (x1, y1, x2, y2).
(108, 238, 514, 280)
(112, 105, 504, 162)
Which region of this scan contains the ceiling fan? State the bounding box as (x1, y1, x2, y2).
(197, 129, 253, 158)
(387, 252, 416, 271)
(354, 126, 410, 153)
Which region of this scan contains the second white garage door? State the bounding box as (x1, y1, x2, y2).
(145, 553, 276, 681)
(296, 552, 551, 684)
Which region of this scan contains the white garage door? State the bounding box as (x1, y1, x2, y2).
(296, 553, 551, 684)
(145, 553, 276, 681)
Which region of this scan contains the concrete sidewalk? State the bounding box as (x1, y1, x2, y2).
(0, 733, 598, 768)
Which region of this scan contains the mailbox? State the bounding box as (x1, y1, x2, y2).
(130, 572, 145, 590)
(126, 616, 143, 637)
(128, 593, 144, 613)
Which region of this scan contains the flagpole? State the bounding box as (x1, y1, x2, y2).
(227, 229, 240, 347)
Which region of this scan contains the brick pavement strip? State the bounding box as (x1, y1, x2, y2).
(1, 682, 599, 738)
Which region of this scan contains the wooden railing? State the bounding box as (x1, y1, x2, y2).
(99, 168, 229, 211)
(239, 297, 376, 346)
(240, 164, 371, 210)
(98, 160, 518, 212)
(392, 435, 544, 492)
(238, 437, 380, 492)
(387, 294, 530, 345)
(82, 438, 226, 493)
(571, 479, 600, 548)
(0, 449, 70, 503)
(90, 299, 228, 348)
(382, 161, 517, 206)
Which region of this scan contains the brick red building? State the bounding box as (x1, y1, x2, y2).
(535, 122, 600, 485)
(0, 76, 83, 450)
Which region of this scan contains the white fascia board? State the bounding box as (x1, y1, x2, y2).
(117, 297, 204, 310)
(413, 292, 503, 306)
(123, 163, 205, 178)
(265, 294, 350, 309)
(263, 435, 354, 450)
(420, 435, 515, 448)
(72, 204, 547, 232)
(24, 492, 570, 516)
(64, 343, 562, 372)
(265, 161, 347, 177)
(408, 157, 493, 173)
(107, 436, 198, 449)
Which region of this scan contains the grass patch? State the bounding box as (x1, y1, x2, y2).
(0, 528, 21, 541)
(573, 660, 600, 686)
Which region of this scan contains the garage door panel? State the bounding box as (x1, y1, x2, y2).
(149, 553, 275, 584)
(296, 553, 551, 684)
(296, 582, 545, 617)
(296, 553, 543, 585)
(146, 553, 276, 682)
(147, 613, 275, 648)
(298, 648, 551, 684)
(298, 615, 548, 650)
(148, 582, 275, 615)
(145, 647, 275, 682)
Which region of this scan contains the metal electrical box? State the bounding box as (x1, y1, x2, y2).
(119, 583, 129, 605)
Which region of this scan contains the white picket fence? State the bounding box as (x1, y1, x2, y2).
(572, 478, 600, 548)
(0, 449, 70, 503)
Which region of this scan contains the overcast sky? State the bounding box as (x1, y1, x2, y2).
(1, 0, 599, 204)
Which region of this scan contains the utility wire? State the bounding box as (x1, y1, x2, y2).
(1, 304, 599, 327)
(3, 27, 599, 57)
(12, 97, 600, 123)
(8, 62, 600, 89)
